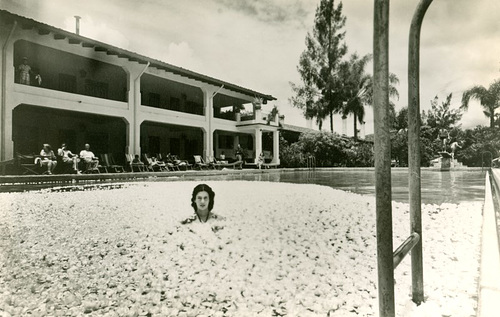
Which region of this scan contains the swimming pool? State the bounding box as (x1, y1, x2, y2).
(181, 168, 486, 204)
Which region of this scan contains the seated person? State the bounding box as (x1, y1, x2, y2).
(79, 143, 99, 172)
(219, 151, 228, 164)
(58, 143, 80, 174)
(129, 154, 145, 171)
(39, 144, 57, 174)
(132, 154, 143, 165)
(257, 152, 265, 169)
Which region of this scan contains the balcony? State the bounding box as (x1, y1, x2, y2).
(237, 109, 280, 127)
(14, 40, 128, 104)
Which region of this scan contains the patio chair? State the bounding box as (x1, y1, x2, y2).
(159, 154, 179, 171)
(206, 157, 219, 169)
(125, 154, 147, 172)
(82, 158, 105, 173)
(16, 153, 44, 175)
(100, 154, 125, 173)
(142, 154, 166, 172)
(215, 160, 243, 170)
(193, 155, 210, 170)
(172, 155, 192, 170)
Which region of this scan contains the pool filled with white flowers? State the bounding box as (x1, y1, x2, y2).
(0, 180, 481, 316)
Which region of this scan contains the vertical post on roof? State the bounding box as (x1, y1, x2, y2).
(408, 0, 433, 305)
(74, 16, 81, 35)
(373, 0, 394, 316)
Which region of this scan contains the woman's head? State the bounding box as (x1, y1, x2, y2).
(191, 184, 215, 212)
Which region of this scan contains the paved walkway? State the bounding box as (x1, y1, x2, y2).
(478, 170, 500, 316)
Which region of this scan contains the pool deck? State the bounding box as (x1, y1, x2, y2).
(478, 170, 500, 316)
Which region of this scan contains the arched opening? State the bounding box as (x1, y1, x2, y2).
(140, 121, 203, 161)
(12, 104, 127, 163)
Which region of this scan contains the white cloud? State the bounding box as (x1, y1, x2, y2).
(160, 42, 202, 71)
(62, 15, 130, 49)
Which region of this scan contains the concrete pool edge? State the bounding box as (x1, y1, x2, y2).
(477, 171, 500, 317)
(0, 166, 486, 194)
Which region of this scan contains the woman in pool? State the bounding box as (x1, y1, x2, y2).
(182, 184, 219, 224)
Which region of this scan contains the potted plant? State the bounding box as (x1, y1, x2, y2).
(252, 97, 263, 110)
(266, 105, 279, 124)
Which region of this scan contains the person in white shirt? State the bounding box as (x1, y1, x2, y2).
(79, 143, 99, 172)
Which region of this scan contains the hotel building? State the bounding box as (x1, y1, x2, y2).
(0, 10, 280, 165)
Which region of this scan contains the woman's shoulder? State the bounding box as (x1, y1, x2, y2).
(210, 213, 224, 221)
(180, 214, 198, 225)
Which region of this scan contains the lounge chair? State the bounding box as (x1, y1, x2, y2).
(193, 155, 210, 170)
(206, 157, 218, 169)
(16, 153, 44, 175)
(172, 155, 192, 170)
(125, 154, 147, 172)
(214, 160, 243, 170)
(143, 154, 167, 172)
(158, 154, 179, 171)
(100, 154, 125, 173)
(82, 158, 105, 173)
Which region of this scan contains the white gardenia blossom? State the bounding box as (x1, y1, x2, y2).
(0, 181, 481, 316)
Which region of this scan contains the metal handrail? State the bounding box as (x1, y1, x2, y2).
(393, 232, 421, 269)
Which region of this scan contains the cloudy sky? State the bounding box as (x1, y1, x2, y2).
(1, 0, 499, 135)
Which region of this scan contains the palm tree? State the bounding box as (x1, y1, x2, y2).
(340, 53, 399, 139)
(461, 79, 500, 128)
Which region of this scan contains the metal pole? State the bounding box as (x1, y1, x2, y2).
(408, 0, 433, 305)
(373, 1, 394, 316)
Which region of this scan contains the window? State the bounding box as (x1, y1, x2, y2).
(148, 93, 160, 108)
(169, 97, 180, 111)
(186, 101, 203, 115)
(84, 79, 108, 99)
(59, 74, 77, 93)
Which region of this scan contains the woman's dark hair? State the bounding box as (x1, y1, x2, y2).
(191, 184, 215, 212)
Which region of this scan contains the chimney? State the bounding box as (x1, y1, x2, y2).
(74, 16, 81, 35)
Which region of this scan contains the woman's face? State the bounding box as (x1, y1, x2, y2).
(195, 191, 210, 212)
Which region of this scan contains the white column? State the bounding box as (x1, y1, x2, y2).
(202, 128, 210, 160)
(202, 87, 216, 161)
(125, 63, 149, 155)
(1, 29, 16, 160)
(214, 130, 219, 158)
(272, 129, 280, 164)
(254, 128, 262, 164)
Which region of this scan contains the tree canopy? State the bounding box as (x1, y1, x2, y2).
(290, 0, 347, 131)
(461, 79, 500, 128)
